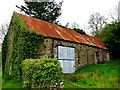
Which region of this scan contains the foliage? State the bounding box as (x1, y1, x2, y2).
(95, 22, 120, 59)
(0, 52, 1, 70)
(2, 28, 10, 74)
(22, 57, 63, 88)
(63, 22, 87, 35)
(72, 28, 86, 35)
(88, 12, 107, 36)
(64, 60, 120, 88)
(58, 24, 87, 35)
(64, 74, 87, 83)
(64, 74, 78, 82)
(16, 0, 63, 24)
(3, 12, 46, 77)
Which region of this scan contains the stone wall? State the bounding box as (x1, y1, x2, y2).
(36, 38, 110, 71)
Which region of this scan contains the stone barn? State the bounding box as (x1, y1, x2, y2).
(3, 12, 110, 74)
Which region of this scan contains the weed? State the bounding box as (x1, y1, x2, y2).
(65, 74, 78, 82)
(64, 60, 119, 88)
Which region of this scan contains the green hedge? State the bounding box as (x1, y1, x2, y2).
(22, 57, 63, 88)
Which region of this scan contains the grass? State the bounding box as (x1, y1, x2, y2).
(1, 60, 120, 88)
(0, 52, 2, 70)
(0, 52, 2, 89)
(64, 60, 120, 88)
(2, 74, 23, 88)
(0, 71, 2, 90)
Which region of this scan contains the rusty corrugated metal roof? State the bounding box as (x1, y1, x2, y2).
(17, 13, 108, 50)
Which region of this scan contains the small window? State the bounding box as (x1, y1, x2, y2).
(96, 52, 99, 57)
(95, 52, 100, 64)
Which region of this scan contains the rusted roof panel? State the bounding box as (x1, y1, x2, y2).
(18, 13, 108, 50)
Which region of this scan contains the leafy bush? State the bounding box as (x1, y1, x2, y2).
(95, 22, 120, 59)
(22, 57, 63, 88)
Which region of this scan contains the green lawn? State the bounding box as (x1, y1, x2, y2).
(0, 52, 2, 70)
(0, 71, 2, 90)
(2, 74, 23, 88)
(1, 60, 120, 88)
(64, 60, 120, 88)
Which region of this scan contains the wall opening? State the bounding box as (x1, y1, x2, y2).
(95, 52, 100, 64)
(58, 46, 75, 73)
(107, 53, 110, 61)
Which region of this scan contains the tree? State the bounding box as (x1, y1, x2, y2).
(109, 5, 118, 22)
(65, 22, 79, 29)
(72, 28, 86, 35)
(0, 23, 8, 52)
(16, 0, 63, 24)
(88, 12, 107, 36)
(0, 23, 8, 36)
(65, 22, 86, 35)
(95, 21, 120, 59)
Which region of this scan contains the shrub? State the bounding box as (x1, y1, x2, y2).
(22, 57, 63, 88)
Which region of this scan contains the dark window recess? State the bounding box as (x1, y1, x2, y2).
(96, 52, 99, 57)
(96, 52, 100, 64)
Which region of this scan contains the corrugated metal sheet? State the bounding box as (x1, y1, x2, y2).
(17, 13, 108, 50)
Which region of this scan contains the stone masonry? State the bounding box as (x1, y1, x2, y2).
(36, 37, 110, 71)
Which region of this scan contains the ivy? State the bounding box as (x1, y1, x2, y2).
(2, 12, 63, 88)
(22, 57, 63, 88)
(3, 12, 46, 77)
(2, 28, 10, 74)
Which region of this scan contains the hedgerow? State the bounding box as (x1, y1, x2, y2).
(22, 57, 63, 88)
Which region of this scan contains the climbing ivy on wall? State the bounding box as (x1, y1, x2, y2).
(2, 28, 10, 74)
(3, 13, 46, 78)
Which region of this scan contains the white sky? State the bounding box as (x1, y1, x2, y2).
(0, 0, 119, 34)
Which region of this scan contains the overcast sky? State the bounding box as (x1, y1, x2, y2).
(0, 0, 119, 34)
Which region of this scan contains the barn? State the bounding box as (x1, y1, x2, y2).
(3, 12, 110, 74)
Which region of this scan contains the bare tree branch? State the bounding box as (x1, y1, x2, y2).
(109, 5, 118, 22)
(88, 12, 107, 36)
(0, 23, 8, 36)
(65, 22, 80, 29)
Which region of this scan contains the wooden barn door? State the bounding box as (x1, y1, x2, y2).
(58, 46, 75, 73)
